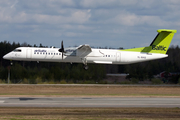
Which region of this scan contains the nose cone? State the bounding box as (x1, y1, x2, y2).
(3, 54, 11, 60)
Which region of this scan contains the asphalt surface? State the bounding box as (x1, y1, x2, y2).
(0, 97, 180, 108)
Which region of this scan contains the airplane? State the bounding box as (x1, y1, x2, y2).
(3, 29, 177, 69)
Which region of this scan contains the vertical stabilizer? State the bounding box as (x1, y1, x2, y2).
(122, 29, 177, 54)
(148, 29, 177, 54)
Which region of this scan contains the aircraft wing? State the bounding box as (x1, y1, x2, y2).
(76, 44, 92, 57)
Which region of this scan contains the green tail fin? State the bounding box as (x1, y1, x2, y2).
(121, 29, 177, 54)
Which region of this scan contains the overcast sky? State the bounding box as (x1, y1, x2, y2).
(0, 0, 180, 49)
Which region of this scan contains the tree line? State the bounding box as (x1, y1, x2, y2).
(0, 41, 180, 84)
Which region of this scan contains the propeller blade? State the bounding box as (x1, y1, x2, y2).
(58, 41, 64, 52)
(58, 41, 65, 60)
(61, 41, 64, 52)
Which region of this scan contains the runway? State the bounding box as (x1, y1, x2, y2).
(0, 97, 180, 108)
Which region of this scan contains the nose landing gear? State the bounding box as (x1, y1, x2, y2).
(10, 60, 13, 66)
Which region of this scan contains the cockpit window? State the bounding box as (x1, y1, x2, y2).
(13, 49, 21, 52)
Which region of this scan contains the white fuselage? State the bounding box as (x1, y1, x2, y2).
(3, 47, 168, 65)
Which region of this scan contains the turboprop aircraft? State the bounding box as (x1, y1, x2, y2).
(3, 29, 177, 69)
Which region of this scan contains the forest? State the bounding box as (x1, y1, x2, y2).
(0, 41, 180, 84)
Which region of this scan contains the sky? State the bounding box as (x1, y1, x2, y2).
(0, 0, 180, 49)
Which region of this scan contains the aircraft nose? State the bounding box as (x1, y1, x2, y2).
(3, 54, 11, 60)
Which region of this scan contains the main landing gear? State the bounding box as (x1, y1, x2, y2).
(84, 65, 88, 70)
(81, 58, 88, 70)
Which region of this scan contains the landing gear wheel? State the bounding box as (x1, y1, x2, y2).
(84, 65, 88, 70)
(81, 58, 88, 70)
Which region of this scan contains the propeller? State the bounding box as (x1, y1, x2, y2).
(58, 41, 65, 59)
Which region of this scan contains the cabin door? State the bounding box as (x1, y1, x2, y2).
(26, 49, 32, 58)
(116, 52, 120, 62)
